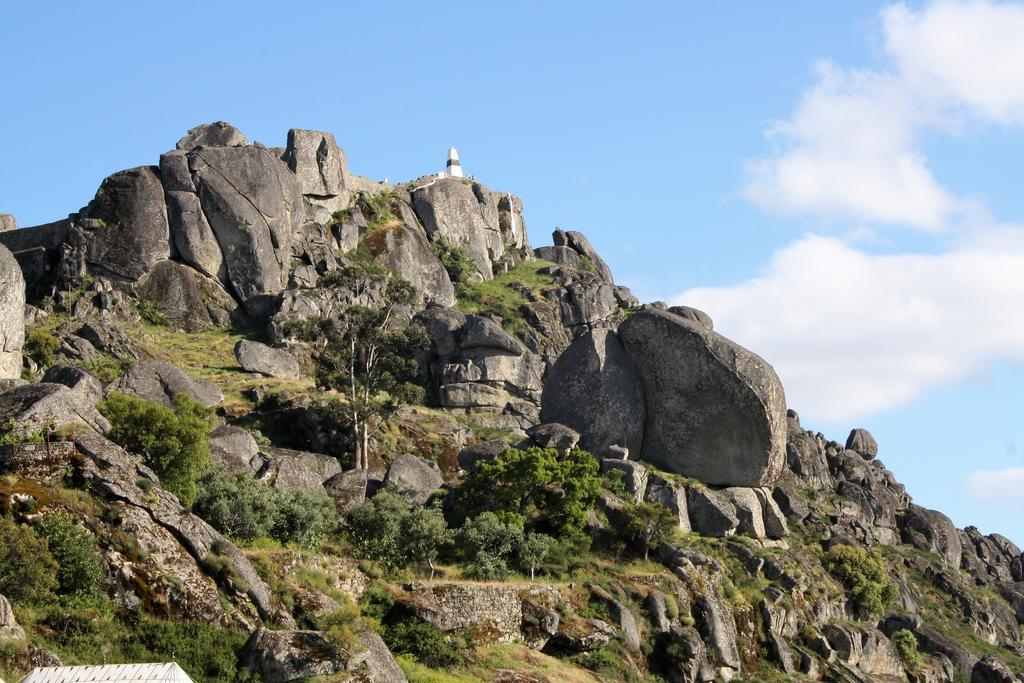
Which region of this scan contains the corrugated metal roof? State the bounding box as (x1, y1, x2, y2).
(19, 663, 194, 683)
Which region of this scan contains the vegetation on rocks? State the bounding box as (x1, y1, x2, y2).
(456, 260, 556, 335)
(99, 392, 216, 507)
(822, 544, 899, 617)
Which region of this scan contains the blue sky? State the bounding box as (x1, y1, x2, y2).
(2, 1, 1022, 543)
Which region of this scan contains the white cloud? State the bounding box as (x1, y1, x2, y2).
(884, 1, 1024, 123)
(966, 467, 1024, 503)
(674, 233, 1024, 422)
(696, 0, 1024, 424)
(744, 0, 1024, 231)
(745, 64, 956, 230)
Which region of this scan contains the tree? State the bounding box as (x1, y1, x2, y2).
(461, 446, 601, 537)
(518, 532, 555, 581)
(272, 489, 338, 550)
(621, 502, 679, 561)
(287, 262, 427, 470)
(0, 516, 58, 605)
(344, 489, 414, 570)
(401, 503, 451, 579)
(36, 511, 103, 599)
(459, 512, 524, 580)
(100, 392, 216, 507)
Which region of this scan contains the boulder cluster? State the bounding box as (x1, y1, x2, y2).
(2, 122, 1023, 681)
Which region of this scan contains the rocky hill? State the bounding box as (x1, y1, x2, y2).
(0, 122, 1021, 682)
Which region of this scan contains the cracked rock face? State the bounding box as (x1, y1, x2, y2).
(0, 243, 25, 379)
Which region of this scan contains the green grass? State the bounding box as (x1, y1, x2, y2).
(456, 260, 556, 336)
(135, 323, 313, 410)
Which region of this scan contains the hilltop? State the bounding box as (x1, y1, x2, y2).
(0, 122, 1022, 682)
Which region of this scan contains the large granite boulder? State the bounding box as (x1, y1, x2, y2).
(0, 382, 110, 434)
(135, 260, 235, 332)
(0, 243, 25, 379)
(283, 128, 347, 197)
(324, 469, 369, 511)
(411, 178, 525, 280)
(160, 150, 226, 281)
(971, 654, 1016, 683)
(241, 627, 406, 682)
(383, 454, 443, 504)
(189, 145, 302, 316)
(176, 121, 249, 150)
(846, 428, 879, 460)
(210, 425, 267, 476)
(234, 340, 301, 379)
(618, 308, 786, 487)
(366, 221, 455, 307)
(540, 329, 645, 457)
(79, 166, 171, 281)
(41, 365, 103, 403)
(899, 504, 963, 568)
(109, 360, 223, 408)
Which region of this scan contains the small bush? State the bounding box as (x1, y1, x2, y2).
(100, 392, 216, 508)
(431, 238, 477, 290)
(0, 516, 58, 605)
(385, 620, 462, 668)
(891, 629, 921, 670)
(137, 301, 168, 326)
(24, 328, 59, 367)
(822, 544, 898, 617)
(272, 489, 338, 550)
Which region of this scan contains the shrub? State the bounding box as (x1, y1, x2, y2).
(431, 238, 477, 290)
(194, 468, 336, 550)
(24, 328, 60, 367)
(124, 617, 255, 682)
(620, 502, 680, 561)
(460, 446, 601, 537)
(272, 489, 337, 550)
(36, 511, 103, 599)
(194, 468, 279, 541)
(385, 620, 462, 668)
(822, 545, 898, 617)
(0, 516, 58, 605)
(100, 392, 216, 508)
(344, 490, 413, 571)
(891, 628, 921, 670)
(137, 301, 167, 326)
(315, 597, 362, 655)
(459, 511, 524, 580)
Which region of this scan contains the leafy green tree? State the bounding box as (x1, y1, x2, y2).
(344, 489, 414, 570)
(36, 511, 103, 599)
(100, 392, 216, 507)
(823, 544, 898, 617)
(287, 262, 427, 469)
(0, 516, 58, 605)
(272, 489, 338, 550)
(621, 502, 680, 561)
(518, 532, 555, 580)
(461, 446, 601, 536)
(400, 503, 451, 579)
(459, 511, 524, 580)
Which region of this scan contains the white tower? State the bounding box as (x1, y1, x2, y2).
(446, 147, 464, 178)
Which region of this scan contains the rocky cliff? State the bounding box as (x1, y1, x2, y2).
(0, 123, 1022, 682)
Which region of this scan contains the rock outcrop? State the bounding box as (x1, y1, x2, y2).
(0, 243, 25, 379)
(109, 360, 223, 408)
(234, 340, 301, 379)
(618, 308, 786, 487)
(540, 329, 645, 457)
(0, 594, 25, 640)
